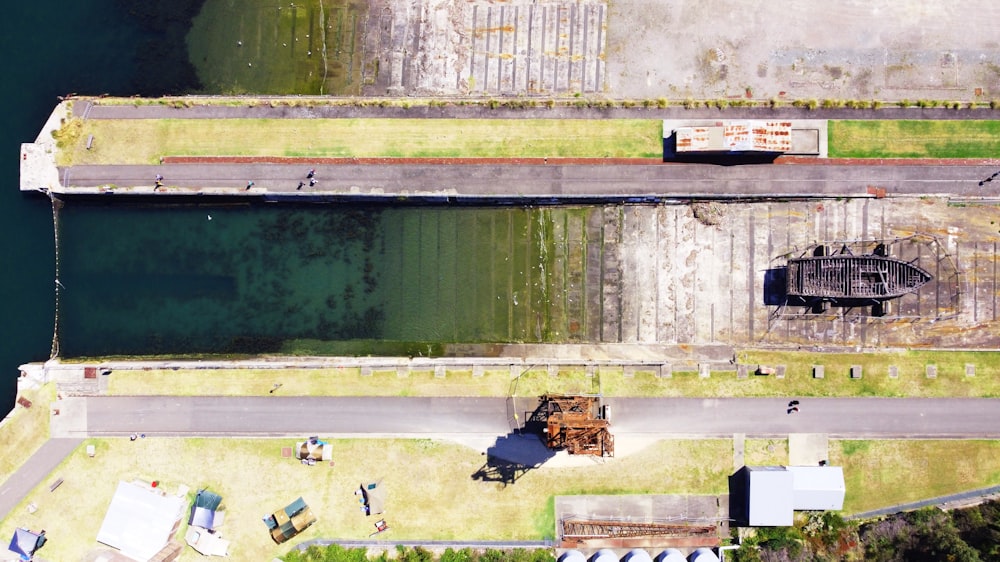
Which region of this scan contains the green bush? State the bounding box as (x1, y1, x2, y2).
(398, 545, 435, 562)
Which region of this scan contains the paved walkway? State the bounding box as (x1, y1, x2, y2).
(70, 396, 1000, 439)
(54, 161, 1000, 200)
(848, 485, 1000, 520)
(0, 438, 82, 519)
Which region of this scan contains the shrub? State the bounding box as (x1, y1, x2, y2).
(657, 97, 669, 108)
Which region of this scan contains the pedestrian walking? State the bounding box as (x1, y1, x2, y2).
(246, 181, 255, 190)
(155, 174, 163, 181)
(297, 181, 305, 190)
(130, 433, 138, 441)
(787, 406, 799, 414)
(788, 399, 800, 407)
(309, 178, 317, 186)
(307, 168, 315, 179)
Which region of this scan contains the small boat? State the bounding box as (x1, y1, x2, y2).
(786, 254, 932, 300)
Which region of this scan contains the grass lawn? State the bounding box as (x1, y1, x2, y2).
(57, 118, 664, 165)
(743, 438, 789, 466)
(738, 350, 1000, 398)
(105, 349, 1000, 398)
(0, 436, 731, 561)
(828, 120, 1000, 158)
(0, 385, 53, 483)
(107, 367, 599, 398)
(833, 440, 1000, 514)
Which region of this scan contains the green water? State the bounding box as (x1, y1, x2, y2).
(58, 203, 576, 357)
(0, 0, 183, 410)
(2, 0, 593, 417)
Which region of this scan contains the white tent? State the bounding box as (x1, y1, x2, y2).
(185, 526, 230, 557)
(96, 481, 186, 561)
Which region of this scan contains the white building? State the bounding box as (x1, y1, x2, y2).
(736, 465, 845, 526)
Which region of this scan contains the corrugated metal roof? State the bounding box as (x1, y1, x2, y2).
(673, 121, 792, 152)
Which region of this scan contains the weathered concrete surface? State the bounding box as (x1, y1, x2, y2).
(367, 0, 1000, 99)
(607, 0, 1000, 101)
(612, 199, 1000, 349)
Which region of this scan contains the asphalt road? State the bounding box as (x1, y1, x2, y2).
(85, 396, 1000, 439)
(60, 161, 1000, 199)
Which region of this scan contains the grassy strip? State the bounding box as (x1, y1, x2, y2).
(833, 440, 1000, 514)
(57, 118, 663, 166)
(828, 120, 1000, 158)
(738, 350, 1000, 398)
(105, 349, 1000, 398)
(0, 437, 730, 560)
(0, 386, 53, 483)
(743, 438, 789, 466)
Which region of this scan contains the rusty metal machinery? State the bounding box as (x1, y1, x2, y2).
(561, 519, 718, 540)
(541, 394, 613, 457)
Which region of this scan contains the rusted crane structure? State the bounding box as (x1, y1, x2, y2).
(540, 394, 613, 457)
(560, 518, 719, 548)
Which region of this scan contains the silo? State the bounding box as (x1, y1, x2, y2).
(591, 549, 619, 562)
(687, 548, 719, 562)
(655, 548, 686, 562)
(623, 549, 652, 562)
(560, 551, 587, 562)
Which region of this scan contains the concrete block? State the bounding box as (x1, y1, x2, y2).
(776, 365, 786, 379)
(361, 366, 373, 377)
(585, 364, 596, 378)
(888, 365, 898, 379)
(850, 365, 862, 379)
(434, 365, 446, 379)
(659, 363, 672, 379)
(927, 364, 937, 379)
(966, 364, 975, 377)
(623, 365, 636, 378)
(548, 365, 558, 378)
(473, 365, 485, 378)
(699, 363, 710, 379)
(737, 364, 748, 379)
(397, 365, 410, 378)
(813, 365, 824, 379)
